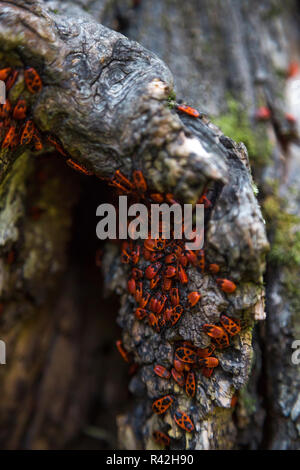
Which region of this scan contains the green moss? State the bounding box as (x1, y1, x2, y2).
(213, 97, 273, 167)
(263, 195, 300, 267)
(239, 386, 257, 415)
(0, 152, 33, 247)
(263, 192, 300, 314)
(167, 90, 176, 109)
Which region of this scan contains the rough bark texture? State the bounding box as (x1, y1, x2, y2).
(0, 0, 299, 450)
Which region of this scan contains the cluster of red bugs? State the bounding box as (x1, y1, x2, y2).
(1, 64, 240, 447)
(0, 64, 93, 176)
(110, 166, 241, 447)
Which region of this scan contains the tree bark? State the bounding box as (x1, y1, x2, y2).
(0, 0, 299, 450)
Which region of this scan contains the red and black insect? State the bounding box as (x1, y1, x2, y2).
(185, 371, 196, 398)
(168, 305, 183, 326)
(32, 130, 43, 151)
(24, 67, 42, 93)
(0, 100, 11, 119)
(131, 267, 143, 280)
(145, 262, 162, 280)
(150, 193, 164, 203)
(133, 170, 147, 193)
(173, 410, 194, 432)
(170, 287, 179, 306)
(20, 120, 35, 145)
(216, 278, 237, 294)
(176, 104, 200, 118)
(66, 158, 93, 175)
(208, 263, 220, 274)
(127, 278, 136, 295)
(152, 395, 173, 415)
(178, 265, 188, 284)
(164, 265, 177, 278)
(116, 340, 130, 363)
(154, 365, 171, 379)
(2, 126, 17, 149)
(187, 291, 201, 307)
(46, 134, 68, 156)
(13, 99, 27, 120)
(150, 274, 161, 289)
(175, 347, 197, 364)
(171, 368, 185, 387)
(202, 324, 229, 349)
(197, 344, 216, 358)
(5, 70, 19, 91)
(201, 367, 214, 378)
(135, 307, 147, 320)
(0, 67, 12, 81)
(198, 357, 219, 368)
(152, 431, 170, 447)
(220, 314, 241, 336)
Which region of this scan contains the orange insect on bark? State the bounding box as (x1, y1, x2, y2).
(170, 287, 180, 306)
(1, 126, 17, 149)
(187, 291, 201, 307)
(169, 305, 183, 326)
(13, 99, 27, 120)
(133, 170, 147, 193)
(135, 308, 147, 320)
(152, 431, 170, 447)
(116, 340, 130, 363)
(145, 262, 162, 280)
(201, 367, 214, 378)
(162, 277, 172, 291)
(24, 67, 42, 93)
(197, 344, 216, 358)
(0, 67, 12, 81)
(196, 249, 205, 272)
(0, 100, 11, 119)
(173, 410, 194, 432)
(46, 134, 68, 156)
(220, 314, 241, 336)
(198, 357, 219, 368)
(164, 265, 177, 278)
(150, 274, 161, 289)
(175, 347, 197, 364)
(114, 170, 133, 189)
(208, 263, 220, 274)
(173, 357, 185, 373)
(216, 278, 237, 294)
(154, 365, 171, 379)
(152, 395, 173, 415)
(177, 104, 200, 118)
(185, 371, 196, 398)
(5, 70, 19, 91)
(32, 131, 43, 151)
(150, 193, 164, 203)
(255, 106, 271, 121)
(66, 159, 93, 175)
(178, 264, 188, 284)
(131, 267, 143, 280)
(135, 281, 143, 303)
(139, 292, 150, 309)
(20, 120, 35, 145)
(127, 278, 136, 295)
(171, 368, 185, 387)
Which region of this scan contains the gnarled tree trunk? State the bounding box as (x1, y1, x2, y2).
(0, 0, 299, 450)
